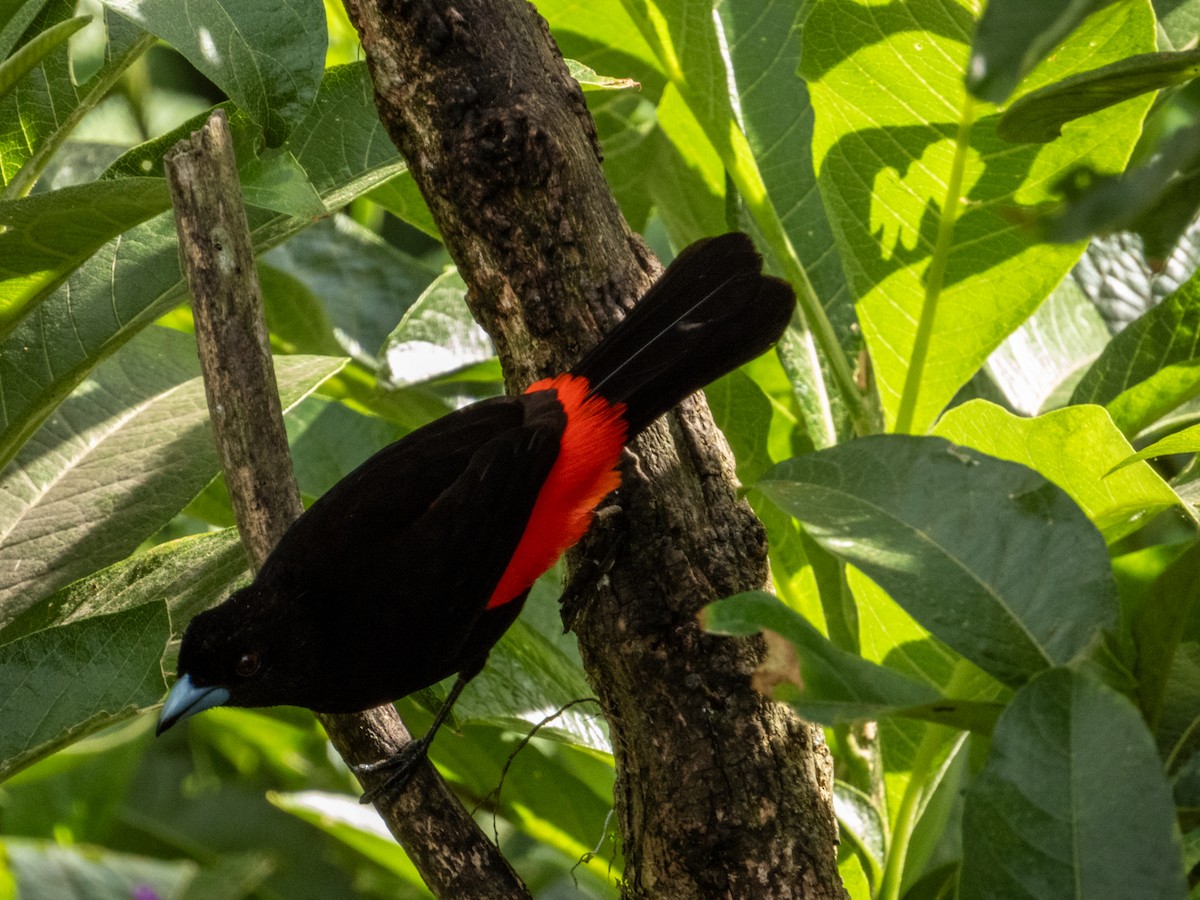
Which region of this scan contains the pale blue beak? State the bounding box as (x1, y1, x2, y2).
(156, 673, 231, 736)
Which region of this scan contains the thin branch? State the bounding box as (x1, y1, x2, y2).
(163, 109, 530, 899)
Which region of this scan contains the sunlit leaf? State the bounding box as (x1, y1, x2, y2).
(759, 436, 1117, 687)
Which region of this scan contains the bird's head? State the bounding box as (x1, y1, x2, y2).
(157, 583, 306, 735)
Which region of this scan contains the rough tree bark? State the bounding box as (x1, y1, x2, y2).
(341, 1, 845, 896)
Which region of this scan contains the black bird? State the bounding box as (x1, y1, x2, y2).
(158, 233, 794, 793)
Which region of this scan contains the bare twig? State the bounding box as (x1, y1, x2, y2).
(163, 109, 530, 899)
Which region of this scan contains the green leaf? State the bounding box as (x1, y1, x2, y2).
(0, 603, 168, 781)
(1071, 263, 1200, 435)
(0, 0, 56, 61)
(264, 214, 442, 366)
(704, 591, 1001, 731)
(0, 528, 246, 647)
(934, 400, 1178, 543)
(0, 176, 170, 340)
(1112, 421, 1200, 472)
(0, 14, 90, 101)
(1040, 122, 1200, 258)
(378, 268, 494, 388)
(758, 436, 1117, 687)
(284, 396, 406, 500)
(0, 1, 153, 196)
(101, 0, 327, 146)
(624, 0, 864, 439)
(1132, 542, 1200, 733)
(457, 618, 607, 752)
(0, 63, 405, 471)
(960, 667, 1186, 900)
(0, 326, 341, 625)
(999, 50, 1200, 143)
(239, 149, 326, 218)
(966, 0, 1120, 103)
(802, 0, 1155, 433)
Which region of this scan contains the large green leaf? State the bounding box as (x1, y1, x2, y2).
(934, 400, 1179, 543)
(0, 603, 168, 781)
(960, 667, 1186, 900)
(758, 436, 1117, 687)
(1072, 263, 1200, 435)
(0, 176, 169, 339)
(457, 618, 608, 752)
(0, 63, 405, 471)
(801, 0, 1155, 433)
(101, 0, 327, 146)
(0, 528, 246, 647)
(0, 1, 153, 195)
(0, 326, 341, 625)
(0, 529, 244, 785)
(0, 14, 90, 102)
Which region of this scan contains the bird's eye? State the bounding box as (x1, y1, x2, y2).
(236, 652, 260, 678)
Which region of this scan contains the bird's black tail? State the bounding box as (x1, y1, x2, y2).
(570, 233, 795, 435)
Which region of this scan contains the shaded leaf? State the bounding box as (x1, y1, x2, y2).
(960, 668, 1186, 900)
(269, 791, 425, 887)
(1041, 122, 1200, 259)
(0, 176, 170, 339)
(999, 50, 1200, 143)
(758, 436, 1117, 687)
(0, 14, 90, 102)
(0, 326, 341, 625)
(704, 591, 1001, 732)
(0, 603, 168, 781)
(0, 1, 152, 195)
(1131, 542, 1200, 732)
(834, 780, 885, 891)
(0, 528, 246, 647)
(966, 0, 1121, 103)
(457, 618, 608, 752)
(101, 0, 327, 146)
(3, 838, 199, 899)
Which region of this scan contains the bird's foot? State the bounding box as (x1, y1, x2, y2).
(354, 739, 430, 805)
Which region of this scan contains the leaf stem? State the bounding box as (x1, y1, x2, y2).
(877, 661, 973, 900)
(893, 94, 978, 434)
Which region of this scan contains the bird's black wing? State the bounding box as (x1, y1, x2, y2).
(254, 392, 566, 705)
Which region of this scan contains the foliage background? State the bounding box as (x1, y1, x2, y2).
(1, 0, 1199, 897)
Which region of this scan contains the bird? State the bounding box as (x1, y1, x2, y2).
(156, 232, 795, 797)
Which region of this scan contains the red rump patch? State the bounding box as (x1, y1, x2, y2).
(486, 374, 628, 609)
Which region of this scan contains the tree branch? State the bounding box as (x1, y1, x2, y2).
(163, 109, 531, 899)
(340, 1, 845, 896)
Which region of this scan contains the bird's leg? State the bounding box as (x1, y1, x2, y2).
(355, 667, 478, 804)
